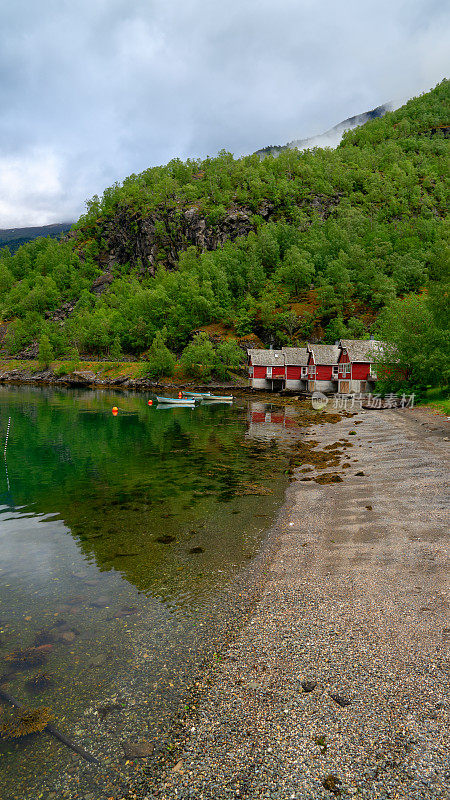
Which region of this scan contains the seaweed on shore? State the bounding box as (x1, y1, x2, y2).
(235, 483, 272, 496)
(314, 473, 343, 484)
(322, 774, 342, 795)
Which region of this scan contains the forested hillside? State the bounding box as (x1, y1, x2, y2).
(0, 222, 73, 254)
(0, 80, 448, 386)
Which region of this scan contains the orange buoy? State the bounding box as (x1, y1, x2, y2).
(112, 406, 118, 415)
(178, 391, 182, 398)
(148, 399, 153, 406)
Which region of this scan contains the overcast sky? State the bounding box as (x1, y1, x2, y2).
(0, 0, 448, 227)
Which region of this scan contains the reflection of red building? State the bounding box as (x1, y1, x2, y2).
(247, 402, 300, 441)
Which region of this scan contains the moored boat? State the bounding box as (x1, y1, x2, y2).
(182, 391, 212, 399)
(155, 396, 195, 405)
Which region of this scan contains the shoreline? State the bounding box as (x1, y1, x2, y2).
(126, 406, 449, 800)
(0, 360, 246, 392)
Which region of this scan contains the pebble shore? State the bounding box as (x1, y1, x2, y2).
(132, 407, 449, 800)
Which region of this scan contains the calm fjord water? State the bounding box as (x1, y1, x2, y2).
(0, 386, 298, 799)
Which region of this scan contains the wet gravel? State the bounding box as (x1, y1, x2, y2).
(129, 407, 449, 799)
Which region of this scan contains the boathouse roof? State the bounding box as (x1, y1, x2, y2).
(281, 347, 309, 366)
(248, 349, 285, 366)
(339, 339, 385, 362)
(306, 343, 340, 364)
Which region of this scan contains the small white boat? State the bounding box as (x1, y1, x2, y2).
(155, 396, 195, 406)
(183, 391, 211, 399)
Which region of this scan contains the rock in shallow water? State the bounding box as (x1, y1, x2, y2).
(122, 740, 154, 758)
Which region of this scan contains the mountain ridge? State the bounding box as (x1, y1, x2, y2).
(255, 103, 390, 158)
(0, 222, 74, 253)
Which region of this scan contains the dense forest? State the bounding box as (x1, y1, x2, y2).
(0, 80, 448, 388)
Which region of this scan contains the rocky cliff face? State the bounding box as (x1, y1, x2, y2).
(73, 192, 343, 274)
(76, 202, 274, 274)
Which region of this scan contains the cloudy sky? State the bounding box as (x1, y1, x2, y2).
(0, 0, 448, 227)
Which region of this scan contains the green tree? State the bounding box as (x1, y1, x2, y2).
(142, 329, 176, 379)
(180, 333, 217, 379)
(214, 340, 245, 378)
(375, 290, 450, 391)
(109, 335, 122, 360)
(38, 334, 55, 370)
(67, 346, 81, 371)
(274, 247, 315, 295)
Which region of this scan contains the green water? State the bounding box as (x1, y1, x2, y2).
(0, 387, 300, 799)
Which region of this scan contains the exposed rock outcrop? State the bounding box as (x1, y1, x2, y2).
(71, 192, 343, 274)
(90, 204, 259, 274)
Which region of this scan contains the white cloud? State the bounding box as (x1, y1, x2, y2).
(0, 149, 66, 227)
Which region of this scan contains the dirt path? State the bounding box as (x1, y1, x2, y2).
(137, 408, 449, 800)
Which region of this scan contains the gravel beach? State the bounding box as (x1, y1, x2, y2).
(134, 406, 449, 800)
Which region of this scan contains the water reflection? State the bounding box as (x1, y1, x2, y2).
(247, 401, 304, 442)
(0, 387, 299, 799)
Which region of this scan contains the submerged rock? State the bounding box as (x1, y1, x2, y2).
(25, 672, 54, 693)
(122, 740, 154, 758)
(97, 703, 123, 721)
(33, 630, 56, 647)
(156, 535, 175, 544)
(4, 645, 52, 669)
(58, 630, 76, 644)
(89, 596, 110, 608)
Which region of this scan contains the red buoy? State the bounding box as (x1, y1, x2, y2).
(148, 399, 153, 406)
(112, 406, 118, 416)
(178, 391, 182, 398)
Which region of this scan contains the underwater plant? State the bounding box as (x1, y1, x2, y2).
(1, 706, 54, 738)
(4, 645, 52, 669)
(25, 672, 54, 693)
